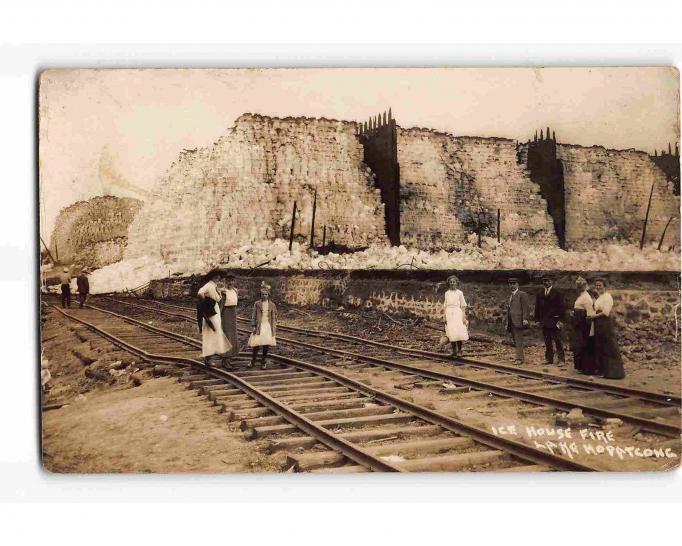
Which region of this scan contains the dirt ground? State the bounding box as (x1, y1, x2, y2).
(40, 299, 681, 473)
(41, 306, 282, 473)
(274, 302, 682, 397)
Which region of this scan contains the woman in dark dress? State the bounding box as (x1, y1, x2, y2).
(588, 278, 625, 379)
(219, 274, 240, 361)
(570, 276, 598, 375)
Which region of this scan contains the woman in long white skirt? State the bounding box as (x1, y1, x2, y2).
(248, 284, 277, 369)
(197, 270, 232, 368)
(444, 275, 469, 358)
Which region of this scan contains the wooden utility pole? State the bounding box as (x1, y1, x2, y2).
(658, 215, 676, 250)
(497, 208, 501, 243)
(288, 201, 297, 252)
(640, 182, 655, 250)
(310, 189, 317, 249)
(39, 236, 57, 264)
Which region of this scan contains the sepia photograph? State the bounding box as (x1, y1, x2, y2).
(38, 67, 681, 473)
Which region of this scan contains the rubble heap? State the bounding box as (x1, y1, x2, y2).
(124, 114, 388, 268)
(49, 196, 142, 268)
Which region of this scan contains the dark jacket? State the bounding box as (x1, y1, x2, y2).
(76, 275, 89, 294)
(196, 297, 217, 333)
(252, 300, 277, 336)
(507, 290, 531, 331)
(534, 287, 564, 328)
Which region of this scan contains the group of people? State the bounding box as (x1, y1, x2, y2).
(442, 274, 625, 379)
(196, 270, 278, 370)
(57, 266, 90, 308)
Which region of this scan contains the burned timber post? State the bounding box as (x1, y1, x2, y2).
(357, 109, 401, 246)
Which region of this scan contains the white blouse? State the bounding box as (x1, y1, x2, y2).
(222, 288, 238, 306)
(444, 289, 467, 309)
(594, 292, 614, 317)
(574, 291, 595, 313)
(197, 280, 221, 301)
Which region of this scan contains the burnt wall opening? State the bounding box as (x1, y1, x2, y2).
(526, 127, 566, 248)
(357, 110, 401, 246)
(651, 144, 680, 195)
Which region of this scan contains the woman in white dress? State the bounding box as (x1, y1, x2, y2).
(248, 284, 277, 369)
(444, 275, 469, 358)
(197, 270, 232, 369)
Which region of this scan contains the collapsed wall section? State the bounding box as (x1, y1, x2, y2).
(557, 145, 681, 250)
(397, 128, 558, 249)
(125, 114, 388, 267)
(49, 196, 143, 268)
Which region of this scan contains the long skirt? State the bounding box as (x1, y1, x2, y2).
(248, 318, 277, 347)
(445, 306, 469, 342)
(201, 303, 232, 358)
(593, 316, 625, 379)
(221, 306, 239, 356)
(570, 310, 598, 375)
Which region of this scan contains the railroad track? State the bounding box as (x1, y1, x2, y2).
(46, 302, 596, 472)
(97, 296, 682, 439)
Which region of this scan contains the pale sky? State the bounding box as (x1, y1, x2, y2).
(39, 67, 680, 241)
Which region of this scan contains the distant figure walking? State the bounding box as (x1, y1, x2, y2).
(219, 274, 240, 360)
(506, 277, 531, 364)
(197, 270, 232, 369)
(248, 284, 277, 370)
(589, 278, 625, 379)
(534, 274, 565, 364)
(76, 268, 90, 308)
(443, 275, 469, 358)
(570, 276, 598, 375)
(58, 266, 72, 308)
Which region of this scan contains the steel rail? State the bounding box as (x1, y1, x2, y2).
(52, 303, 598, 471)
(48, 304, 403, 472)
(98, 298, 681, 437)
(105, 296, 680, 407)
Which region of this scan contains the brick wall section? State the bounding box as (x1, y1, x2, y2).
(557, 145, 681, 250)
(49, 196, 142, 268)
(397, 128, 558, 249)
(149, 270, 680, 345)
(125, 114, 388, 266)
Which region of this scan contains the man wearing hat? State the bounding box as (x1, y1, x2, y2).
(76, 267, 90, 308)
(506, 277, 530, 364)
(534, 274, 565, 364)
(58, 266, 72, 308)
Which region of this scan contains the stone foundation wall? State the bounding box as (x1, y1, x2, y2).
(125, 114, 387, 268)
(148, 270, 680, 345)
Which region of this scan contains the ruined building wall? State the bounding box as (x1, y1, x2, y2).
(397, 128, 558, 249)
(557, 145, 681, 250)
(125, 114, 388, 266)
(49, 196, 143, 268)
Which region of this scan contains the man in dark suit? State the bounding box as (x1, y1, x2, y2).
(506, 277, 531, 364)
(534, 275, 565, 364)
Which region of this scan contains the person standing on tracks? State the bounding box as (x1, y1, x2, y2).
(570, 275, 598, 375)
(76, 268, 90, 308)
(443, 275, 469, 358)
(197, 269, 232, 369)
(247, 283, 277, 370)
(506, 277, 530, 364)
(219, 274, 240, 361)
(588, 277, 625, 379)
(534, 274, 565, 365)
(58, 266, 72, 308)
